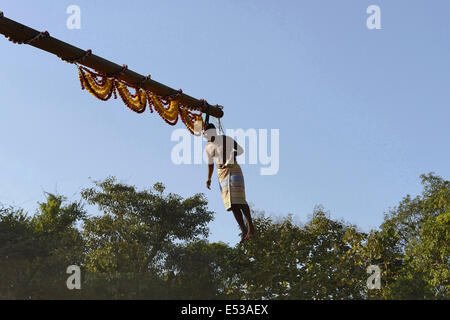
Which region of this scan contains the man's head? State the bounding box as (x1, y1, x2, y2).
(203, 123, 217, 141)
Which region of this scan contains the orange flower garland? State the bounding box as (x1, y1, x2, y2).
(149, 94, 179, 125)
(78, 67, 115, 101)
(77, 66, 204, 134)
(116, 81, 147, 114)
(180, 108, 203, 135)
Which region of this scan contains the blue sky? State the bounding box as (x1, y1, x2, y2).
(1, 0, 449, 245)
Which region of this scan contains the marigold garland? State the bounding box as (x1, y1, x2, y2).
(180, 107, 203, 135)
(77, 66, 204, 134)
(150, 94, 179, 125)
(78, 67, 115, 101)
(116, 82, 147, 114)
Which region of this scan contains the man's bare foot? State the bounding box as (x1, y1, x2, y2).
(239, 233, 247, 244)
(246, 230, 256, 241)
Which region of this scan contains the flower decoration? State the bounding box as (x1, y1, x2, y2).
(76, 66, 204, 134)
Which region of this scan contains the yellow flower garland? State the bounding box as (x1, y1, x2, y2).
(150, 94, 179, 122)
(116, 81, 147, 113)
(78, 67, 115, 101)
(180, 108, 203, 135)
(77, 66, 204, 134)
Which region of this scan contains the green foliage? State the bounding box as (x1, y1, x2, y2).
(0, 194, 85, 299)
(367, 173, 450, 299)
(165, 240, 238, 299)
(80, 177, 214, 274)
(234, 208, 368, 299)
(1, 174, 448, 299)
(78, 177, 214, 298)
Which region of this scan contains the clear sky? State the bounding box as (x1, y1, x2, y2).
(1, 1, 449, 245)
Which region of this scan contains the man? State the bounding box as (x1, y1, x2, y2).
(204, 123, 255, 243)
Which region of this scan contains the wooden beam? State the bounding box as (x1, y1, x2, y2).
(0, 11, 224, 118)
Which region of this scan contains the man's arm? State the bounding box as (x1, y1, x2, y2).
(206, 164, 214, 190)
(206, 143, 215, 189)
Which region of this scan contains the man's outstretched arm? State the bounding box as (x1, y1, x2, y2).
(207, 164, 214, 189)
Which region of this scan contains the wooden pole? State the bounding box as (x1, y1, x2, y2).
(0, 11, 224, 118)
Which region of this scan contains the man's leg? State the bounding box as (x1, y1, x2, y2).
(231, 205, 247, 243)
(241, 204, 255, 239)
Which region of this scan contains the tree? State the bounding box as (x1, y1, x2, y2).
(80, 177, 214, 298)
(165, 240, 238, 299)
(368, 173, 450, 299)
(0, 194, 86, 299)
(1, 173, 448, 299)
(232, 207, 368, 300)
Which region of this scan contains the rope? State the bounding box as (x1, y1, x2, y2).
(137, 74, 151, 88)
(217, 117, 224, 135)
(4, 30, 50, 45)
(201, 99, 210, 129)
(104, 64, 128, 78)
(59, 49, 92, 64)
(164, 88, 183, 101)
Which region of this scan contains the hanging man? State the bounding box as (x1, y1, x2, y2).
(204, 123, 255, 243)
